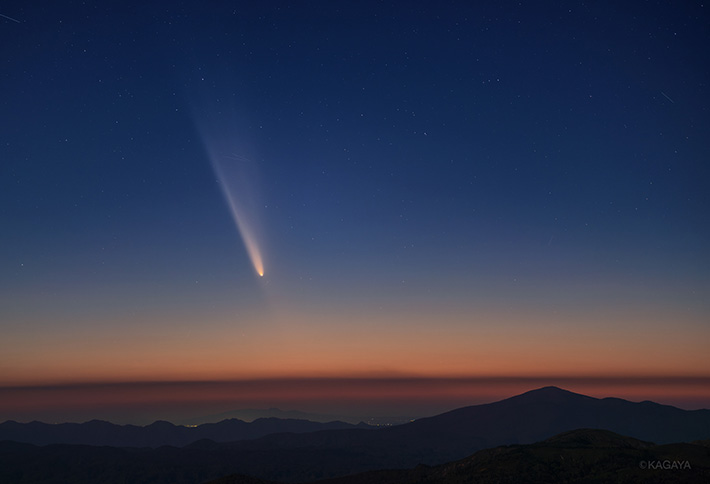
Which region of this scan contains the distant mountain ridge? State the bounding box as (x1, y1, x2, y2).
(0, 417, 370, 448)
(180, 408, 350, 425)
(180, 408, 416, 427)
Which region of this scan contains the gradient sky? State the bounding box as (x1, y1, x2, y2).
(1, 1, 709, 423)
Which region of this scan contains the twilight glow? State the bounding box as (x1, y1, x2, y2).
(0, 1, 708, 425)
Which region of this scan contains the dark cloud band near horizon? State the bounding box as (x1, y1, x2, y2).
(2, 375, 709, 425)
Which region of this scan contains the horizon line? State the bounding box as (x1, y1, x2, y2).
(3, 374, 710, 391)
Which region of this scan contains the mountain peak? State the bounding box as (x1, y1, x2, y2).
(146, 420, 176, 429)
(506, 386, 596, 404)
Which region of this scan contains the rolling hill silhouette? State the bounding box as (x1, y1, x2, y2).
(207, 429, 710, 484)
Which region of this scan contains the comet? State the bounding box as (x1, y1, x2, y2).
(211, 156, 265, 278)
(189, 86, 266, 278)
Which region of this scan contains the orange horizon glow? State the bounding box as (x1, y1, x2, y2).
(2, 304, 708, 387)
(3, 264, 708, 422)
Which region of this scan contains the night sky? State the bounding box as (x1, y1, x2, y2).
(1, 1, 709, 423)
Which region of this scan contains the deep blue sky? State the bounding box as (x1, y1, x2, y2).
(1, 1, 709, 418)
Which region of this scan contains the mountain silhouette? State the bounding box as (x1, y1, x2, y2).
(207, 386, 710, 468)
(1, 387, 708, 483)
(373, 385, 710, 460)
(0, 417, 368, 448)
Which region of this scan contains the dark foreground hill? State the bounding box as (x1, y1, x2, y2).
(0, 417, 368, 448)
(1, 387, 709, 483)
(208, 429, 710, 484)
(3, 429, 705, 484)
